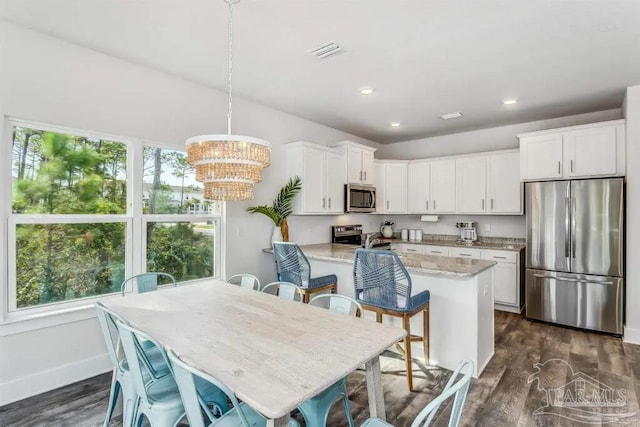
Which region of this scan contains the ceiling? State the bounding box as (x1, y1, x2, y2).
(2, 0, 640, 143)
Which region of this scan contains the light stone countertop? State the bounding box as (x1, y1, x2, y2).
(263, 243, 496, 279)
(379, 236, 526, 251)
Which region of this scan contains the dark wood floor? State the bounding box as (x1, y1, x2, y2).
(2, 311, 639, 427)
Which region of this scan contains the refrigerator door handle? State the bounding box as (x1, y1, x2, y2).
(564, 197, 571, 258)
(571, 197, 577, 258)
(533, 274, 613, 285)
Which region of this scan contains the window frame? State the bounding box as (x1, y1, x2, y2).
(2, 118, 224, 326)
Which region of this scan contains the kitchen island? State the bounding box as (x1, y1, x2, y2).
(267, 243, 496, 377)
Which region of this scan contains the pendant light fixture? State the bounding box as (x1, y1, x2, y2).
(186, 0, 271, 201)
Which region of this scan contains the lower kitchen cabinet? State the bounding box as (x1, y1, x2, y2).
(481, 249, 524, 313)
(392, 243, 524, 313)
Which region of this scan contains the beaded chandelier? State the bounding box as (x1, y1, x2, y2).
(186, 0, 271, 201)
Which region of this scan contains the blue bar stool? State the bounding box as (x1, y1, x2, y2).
(353, 248, 430, 391)
(272, 242, 337, 303)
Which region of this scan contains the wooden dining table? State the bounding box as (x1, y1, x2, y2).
(101, 280, 406, 426)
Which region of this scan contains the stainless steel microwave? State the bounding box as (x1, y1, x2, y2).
(345, 184, 376, 213)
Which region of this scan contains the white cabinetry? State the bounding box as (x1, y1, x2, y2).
(331, 141, 376, 185)
(430, 159, 456, 213)
(518, 120, 625, 181)
(423, 245, 450, 256)
(456, 157, 487, 214)
(487, 151, 523, 214)
(408, 162, 431, 214)
(481, 249, 521, 312)
(286, 141, 345, 214)
(376, 161, 408, 214)
(449, 247, 482, 259)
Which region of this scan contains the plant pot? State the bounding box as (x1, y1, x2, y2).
(271, 226, 284, 246)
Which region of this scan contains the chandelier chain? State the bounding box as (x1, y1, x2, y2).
(227, 0, 234, 135)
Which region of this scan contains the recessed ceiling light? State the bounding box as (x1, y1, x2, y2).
(390, 122, 401, 127)
(440, 112, 463, 120)
(503, 99, 518, 105)
(360, 87, 374, 95)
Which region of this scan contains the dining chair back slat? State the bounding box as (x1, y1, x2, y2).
(272, 242, 311, 288)
(353, 249, 411, 311)
(167, 348, 252, 427)
(261, 281, 303, 302)
(309, 294, 362, 317)
(226, 274, 261, 291)
(411, 360, 474, 427)
(121, 272, 176, 295)
(115, 320, 156, 408)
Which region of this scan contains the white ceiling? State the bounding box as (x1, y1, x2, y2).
(2, 0, 640, 143)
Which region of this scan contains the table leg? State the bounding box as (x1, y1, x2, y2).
(267, 415, 291, 427)
(365, 355, 386, 420)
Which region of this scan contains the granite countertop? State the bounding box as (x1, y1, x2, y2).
(263, 243, 496, 279)
(379, 235, 526, 251)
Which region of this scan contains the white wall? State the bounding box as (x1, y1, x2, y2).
(376, 109, 622, 160)
(0, 21, 381, 405)
(624, 85, 640, 344)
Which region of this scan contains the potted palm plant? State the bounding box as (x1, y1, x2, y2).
(247, 176, 302, 244)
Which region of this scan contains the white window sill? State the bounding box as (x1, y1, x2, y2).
(0, 278, 218, 336)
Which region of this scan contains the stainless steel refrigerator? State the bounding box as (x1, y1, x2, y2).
(525, 178, 624, 334)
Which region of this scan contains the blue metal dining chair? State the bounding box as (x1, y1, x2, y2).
(121, 272, 176, 296)
(360, 360, 474, 427)
(95, 302, 140, 427)
(272, 242, 337, 303)
(261, 281, 304, 302)
(295, 294, 362, 427)
(115, 319, 229, 427)
(166, 347, 300, 427)
(227, 273, 261, 291)
(353, 248, 430, 391)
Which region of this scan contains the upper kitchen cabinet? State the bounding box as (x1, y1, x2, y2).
(286, 141, 346, 214)
(518, 120, 625, 181)
(407, 161, 431, 214)
(430, 159, 456, 213)
(456, 156, 487, 214)
(487, 151, 523, 214)
(330, 141, 377, 185)
(376, 160, 408, 214)
(455, 151, 522, 215)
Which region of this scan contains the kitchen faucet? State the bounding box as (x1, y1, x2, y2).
(364, 233, 380, 249)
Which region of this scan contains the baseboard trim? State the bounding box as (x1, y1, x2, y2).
(624, 327, 640, 345)
(0, 353, 112, 406)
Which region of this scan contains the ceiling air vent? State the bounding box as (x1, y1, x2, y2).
(309, 41, 342, 59)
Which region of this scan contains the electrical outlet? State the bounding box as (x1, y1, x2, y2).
(483, 223, 491, 232)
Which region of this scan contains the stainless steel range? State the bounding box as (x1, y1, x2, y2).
(331, 225, 390, 249)
(525, 178, 624, 335)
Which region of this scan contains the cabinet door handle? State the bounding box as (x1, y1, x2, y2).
(482, 199, 485, 210)
(328, 197, 331, 209)
(322, 197, 326, 209)
(570, 159, 574, 173)
(426, 200, 429, 211)
(460, 253, 472, 257)
(386, 200, 389, 209)
(364, 171, 367, 181)
(433, 200, 436, 210)
(493, 256, 507, 259)
(491, 199, 494, 210)
(558, 161, 561, 174)
(360, 171, 363, 181)
(406, 248, 418, 252)
(432, 251, 442, 254)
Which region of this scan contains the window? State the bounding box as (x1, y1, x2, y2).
(6, 120, 222, 314)
(142, 146, 221, 283)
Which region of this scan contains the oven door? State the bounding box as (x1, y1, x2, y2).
(346, 184, 376, 213)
